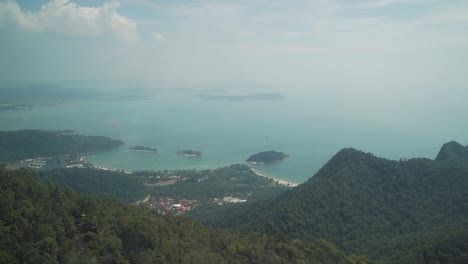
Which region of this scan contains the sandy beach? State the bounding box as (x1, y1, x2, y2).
(250, 168, 298, 187)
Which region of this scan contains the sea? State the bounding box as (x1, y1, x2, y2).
(0, 90, 462, 183)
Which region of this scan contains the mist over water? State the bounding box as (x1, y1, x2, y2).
(1, 88, 465, 183)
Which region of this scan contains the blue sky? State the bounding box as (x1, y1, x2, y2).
(1, 0, 467, 91)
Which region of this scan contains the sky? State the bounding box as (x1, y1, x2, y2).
(0, 1, 467, 106)
(0, 0, 468, 148)
(0, 0, 466, 85)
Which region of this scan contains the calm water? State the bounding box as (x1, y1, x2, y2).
(0, 91, 460, 183)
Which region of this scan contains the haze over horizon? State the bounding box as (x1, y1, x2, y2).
(1, 0, 468, 155)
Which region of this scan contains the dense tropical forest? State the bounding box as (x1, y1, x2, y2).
(39, 165, 287, 209)
(136, 164, 286, 201)
(0, 166, 366, 263)
(0, 130, 123, 162)
(246, 151, 289, 163)
(194, 146, 468, 263)
(38, 168, 148, 203)
(2, 133, 468, 263)
(435, 141, 468, 162)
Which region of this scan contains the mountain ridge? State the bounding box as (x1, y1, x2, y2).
(193, 142, 468, 263)
(435, 140, 468, 161)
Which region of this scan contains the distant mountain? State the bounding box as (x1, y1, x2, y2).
(195, 147, 468, 263)
(0, 166, 366, 263)
(435, 141, 468, 161)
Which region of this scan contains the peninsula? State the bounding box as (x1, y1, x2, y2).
(247, 151, 289, 164)
(130, 145, 158, 152)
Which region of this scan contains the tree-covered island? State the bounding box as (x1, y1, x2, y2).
(177, 149, 202, 157)
(247, 151, 289, 163)
(130, 145, 158, 152)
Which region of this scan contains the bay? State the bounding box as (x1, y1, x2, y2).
(0, 91, 456, 183)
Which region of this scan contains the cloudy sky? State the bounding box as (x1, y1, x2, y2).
(0, 0, 467, 92)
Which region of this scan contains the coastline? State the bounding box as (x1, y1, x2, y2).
(81, 155, 298, 187)
(249, 168, 298, 187)
(93, 164, 132, 174)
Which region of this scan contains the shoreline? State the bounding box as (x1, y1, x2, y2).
(81, 156, 298, 187)
(92, 164, 132, 174)
(249, 168, 298, 187)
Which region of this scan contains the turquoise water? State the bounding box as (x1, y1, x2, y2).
(0, 91, 464, 183)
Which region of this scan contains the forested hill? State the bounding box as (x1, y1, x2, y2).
(0, 166, 366, 264)
(194, 147, 468, 263)
(0, 130, 123, 162)
(38, 168, 148, 203)
(435, 141, 468, 161)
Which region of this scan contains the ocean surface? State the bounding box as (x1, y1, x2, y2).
(0, 90, 462, 183)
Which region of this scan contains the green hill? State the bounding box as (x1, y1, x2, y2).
(435, 141, 468, 162)
(247, 151, 289, 163)
(39, 165, 287, 206)
(0, 129, 123, 162)
(38, 168, 149, 203)
(194, 146, 468, 263)
(0, 166, 366, 263)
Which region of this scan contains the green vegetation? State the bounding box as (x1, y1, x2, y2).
(0, 166, 366, 263)
(247, 151, 289, 163)
(130, 145, 158, 152)
(0, 130, 123, 162)
(177, 149, 202, 156)
(196, 146, 468, 263)
(38, 168, 148, 203)
(37, 165, 286, 208)
(138, 164, 287, 202)
(435, 141, 468, 162)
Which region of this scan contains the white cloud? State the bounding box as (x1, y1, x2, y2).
(0, 0, 138, 43)
(151, 32, 166, 43)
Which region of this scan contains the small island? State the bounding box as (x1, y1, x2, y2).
(130, 145, 158, 152)
(177, 149, 202, 157)
(247, 151, 289, 164)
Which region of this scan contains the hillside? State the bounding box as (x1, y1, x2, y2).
(38, 168, 149, 203)
(0, 166, 366, 263)
(39, 165, 287, 212)
(194, 146, 468, 263)
(0, 130, 123, 162)
(435, 141, 468, 162)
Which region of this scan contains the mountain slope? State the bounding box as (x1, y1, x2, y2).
(194, 147, 468, 262)
(435, 141, 468, 161)
(0, 166, 365, 263)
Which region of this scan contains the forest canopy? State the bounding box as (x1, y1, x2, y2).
(0, 129, 123, 162)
